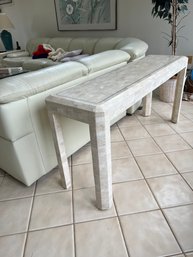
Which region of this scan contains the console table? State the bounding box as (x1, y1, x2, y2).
(46, 55, 188, 210)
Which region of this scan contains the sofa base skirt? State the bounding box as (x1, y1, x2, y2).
(0, 134, 46, 186)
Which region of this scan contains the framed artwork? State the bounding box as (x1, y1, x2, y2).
(54, 0, 117, 31)
(0, 0, 12, 4)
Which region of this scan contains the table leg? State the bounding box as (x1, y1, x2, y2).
(172, 68, 187, 123)
(48, 112, 71, 189)
(89, 112, 112, 210)
(142, 92, 152, 116)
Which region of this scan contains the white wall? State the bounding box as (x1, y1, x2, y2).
(1, 0, 193, 55)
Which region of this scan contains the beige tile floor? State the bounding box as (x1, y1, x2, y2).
(0, 98, 193, 257)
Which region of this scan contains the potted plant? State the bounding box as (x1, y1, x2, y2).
(151, 0, 189, 102)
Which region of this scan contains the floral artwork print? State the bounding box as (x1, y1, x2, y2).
(60, 0, 110, 24)
(54, 0, 116, 30)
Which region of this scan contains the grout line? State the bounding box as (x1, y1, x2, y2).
(22, 181, 37, 257)
(0, 231, 28, 238)
(0, 194, 37, 203)
(66, 215, 117, 226)
(0, 223, 74, 238)
(112, 198, 131, 257)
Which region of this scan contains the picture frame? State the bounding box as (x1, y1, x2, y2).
(54, 0, 117, 31)
(0, 0, 12, 5)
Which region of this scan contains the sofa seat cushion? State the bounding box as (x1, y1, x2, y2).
(2, 56, 32, 67)
(77, 50, 130, 74)
(0, 62, 88, 104)
(22, 58, 59, 71)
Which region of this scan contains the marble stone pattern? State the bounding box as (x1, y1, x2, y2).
(46, 55, 188, 210)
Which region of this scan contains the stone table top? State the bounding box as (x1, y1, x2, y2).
(50, 55, 187, 109)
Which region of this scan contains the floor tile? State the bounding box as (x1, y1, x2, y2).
(75, 217, 128, 257)
(112, 157, 143, 183)
(0, 233, 26, 257)
(182, 172, 193, 189)
(159, 112, 187, 122)
(183, 112, 193, 121)
(127, 138, 162, 156)
(153, 110, 173, 121)
(29, 191, 72, 230)
(135, 111, 165, 124)
(181, 101, 193, 113)
(73, 187, 116, 223)
(72, 145, 92, 165)
(153, 103, 172, 111)
(164, 205, 193, 252)
(120, 124, 150, 140)
(167, 149, 193, 173)
(152, 102, 173, 113)
(180, 131, 193, 148)
(169, 120, 193, 133)
(120, 210, 181, 257)
(72, 163, 94, 190)
(144, 123, 176, 137)
(36, 168, 69, 195)
(111, 141, 132, 159)
(0, 198, 32, 236)
(25, 225, 74, 257)
(136, 153, 177, 178)
(186, 253, 193, 257)
(0, 175, 35, 201)
(72, 141, 132, 165)
(154, 134, 191, 153)
(110, 126, 124, 142)
(113, 180, 158, 215)
(147, 174, 193, 208)
(117, 115, 141, 127)
(72, 157, 143, 190)
(153, 109, 173, 119)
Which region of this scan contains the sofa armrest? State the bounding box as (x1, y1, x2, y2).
(115, 38, 148, 61)
(6, 50, 30, 58)
(0, 50, 26, 59)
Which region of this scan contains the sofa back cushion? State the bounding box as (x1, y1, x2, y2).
(48, 37, 72, 51)
(25, 37, 148, 60)
(94, 38, 123, 54)
(68, 38, 99, 55)
(26, 38, 50, 55)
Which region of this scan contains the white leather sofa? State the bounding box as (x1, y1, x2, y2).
(0, 37, 148, 186)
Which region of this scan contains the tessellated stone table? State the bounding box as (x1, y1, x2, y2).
(46, 55, 188, 210)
